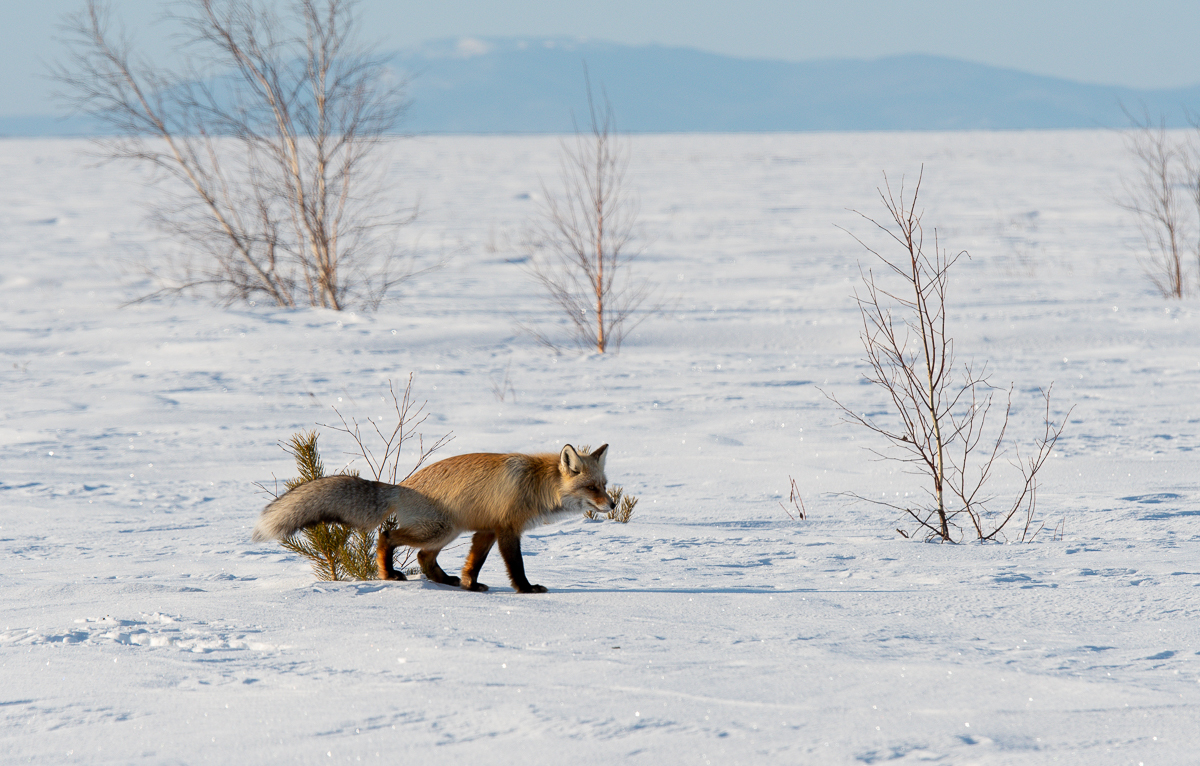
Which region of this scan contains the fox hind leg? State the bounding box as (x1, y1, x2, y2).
(377, 518, 456, 582)
(417, 548, 461, 587)
(460, 531, 495, 592)
(497, 530, 546, 594)
(376, 532, 406, 581)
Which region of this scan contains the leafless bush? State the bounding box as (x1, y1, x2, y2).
(1119, 110, 1190, 298)
(829, 170, 1071, 543)
(322, 374, 453, 484)
(54, 0, 415, 310)
(522, 75, 656, 353)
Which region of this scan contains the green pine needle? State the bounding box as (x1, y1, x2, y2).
(276, 430, 383, 581)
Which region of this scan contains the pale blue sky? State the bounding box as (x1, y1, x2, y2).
(5, 0, 1200, 117)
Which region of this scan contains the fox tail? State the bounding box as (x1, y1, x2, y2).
(251, 475, 392, 542)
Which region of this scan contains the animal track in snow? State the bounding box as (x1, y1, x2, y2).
(0, 612, 283, 653)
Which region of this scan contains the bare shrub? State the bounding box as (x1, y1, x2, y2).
(1119, 110, 1190, 298)
(522, 75, 656, 353)
(829, 169, 1071, 543)
(54, 0, 415, 310)
(322, 375, 453, 485)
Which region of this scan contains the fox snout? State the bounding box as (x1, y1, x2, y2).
(562, 484, 614, 517)
(582, 488, 613, 513)
(584, 482, 615, 513)
(599, 490, 616, 513)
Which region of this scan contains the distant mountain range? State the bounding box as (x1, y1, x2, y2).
(9, 37, 1200, 136)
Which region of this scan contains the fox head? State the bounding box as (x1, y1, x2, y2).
(559, 444, 615, 516)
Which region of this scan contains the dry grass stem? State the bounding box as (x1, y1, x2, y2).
(779, 476, 807, 521)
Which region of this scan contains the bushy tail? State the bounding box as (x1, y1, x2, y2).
(252, 476, 391, 542)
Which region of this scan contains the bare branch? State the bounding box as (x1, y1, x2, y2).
(320, 375, 453, 484)
(779, 476, 808, 521)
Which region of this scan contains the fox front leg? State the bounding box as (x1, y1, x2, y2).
(459, 531, 495, 592)
(497, 531, 547, 594)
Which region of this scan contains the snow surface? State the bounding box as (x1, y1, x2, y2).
(2, 131, 1198, 764)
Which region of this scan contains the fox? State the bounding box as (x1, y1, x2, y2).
(252, 444, 614, 593)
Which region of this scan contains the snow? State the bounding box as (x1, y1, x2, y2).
(2, 130, 1198, 764)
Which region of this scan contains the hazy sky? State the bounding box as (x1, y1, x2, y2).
(6, 0, 1200, 117)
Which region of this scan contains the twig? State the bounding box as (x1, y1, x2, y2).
(321, 374, 452, 483)
(779, 476, 808, 520)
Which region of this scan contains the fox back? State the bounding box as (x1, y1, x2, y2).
(401, 444, 613, 532)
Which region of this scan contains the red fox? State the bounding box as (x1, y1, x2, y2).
(252, 444, 614, 593)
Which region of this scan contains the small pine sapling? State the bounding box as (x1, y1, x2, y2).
(606, 485, 638, 523)
(274, 431, 379, 581)
(583, 485, 638, 522)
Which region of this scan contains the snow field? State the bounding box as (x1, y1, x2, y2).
(1, 131, 1199, 763)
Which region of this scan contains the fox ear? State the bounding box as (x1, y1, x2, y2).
(591, 444, 608, 470)
(560, 444, 583, 474)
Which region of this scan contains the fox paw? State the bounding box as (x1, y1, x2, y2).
(517, 584, 548, 594)
(463, 581, 489, 592)
(380, 571, 407, 581)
